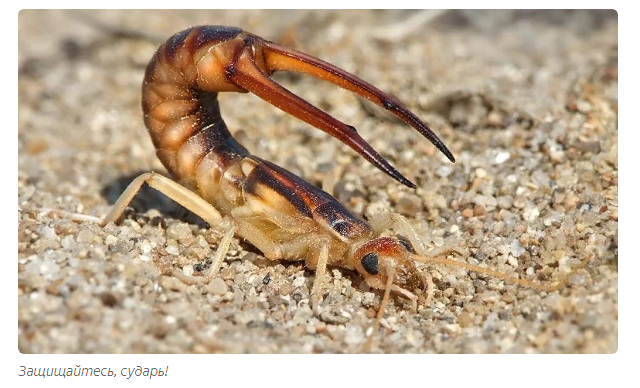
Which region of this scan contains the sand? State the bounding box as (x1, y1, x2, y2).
(18, 10, 617, 353)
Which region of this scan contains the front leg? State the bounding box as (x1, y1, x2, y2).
(306, 238, 330, 315)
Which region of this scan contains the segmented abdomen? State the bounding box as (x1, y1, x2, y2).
(142, 25, 374, 244)
(141, 26, 250, 207)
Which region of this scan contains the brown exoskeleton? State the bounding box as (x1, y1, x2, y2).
(71, 26, 586, 349)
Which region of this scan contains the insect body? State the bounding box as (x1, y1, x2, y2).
(95, 26, 585, 348)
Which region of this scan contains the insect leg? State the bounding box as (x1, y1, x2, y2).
(234, 218, 284, 260)
(102, 172, 223, 227)
(169, 225, 236, 285)
(363, 265, 398, 352)
(309, 238, 330, 314)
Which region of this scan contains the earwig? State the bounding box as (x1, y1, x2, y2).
(73, 26, 587, 350)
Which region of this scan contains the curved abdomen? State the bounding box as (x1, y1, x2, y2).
(141, 26, 251, 213)
(141, 25, 375, 247)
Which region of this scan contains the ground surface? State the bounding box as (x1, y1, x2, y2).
(18, 10, 618, 353)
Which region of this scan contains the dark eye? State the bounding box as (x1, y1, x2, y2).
(396, 235, 416, 254)
(361, 252, 379, 275)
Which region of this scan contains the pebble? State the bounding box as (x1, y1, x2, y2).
(166, 245, 180, 256)
(206, 277, 228, 295)
(362, 292, 376, 307)
(182, 265, 194, 277)
(344, 325, 365, 345)
(76, 229, 95, 244)
(397, 193, 422, 217)
(444, 323, 462, 335)
(523, 203, 540, 221)
(166, 223, 192, 242)
(159, 276, 185, 291)
(320, 307, 352, 324)
(458, 312, 473, 327)
(436, 165, 453, 178)
(292, 276, 306, 289)
(138, 240, 152, 254)
(497, 196, 514, 209)
(531, 169, 550, 188)
(495, 151, 511, 164)
(39, 225, 58, 240)
(510, 240, 525, 257)
(474, 205, 487, 216)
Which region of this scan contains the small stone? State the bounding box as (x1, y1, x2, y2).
(344, 325, 365, 345)
(495, 151, 510, 164)
(76, 229, 95, 244)
(39, 225, 58, 240)
(497, 196, 513, 209)
(483, 312, 498, 332)
(513, 195, 526, 209)
(564, 193, 579, 211)
(159, 276, 185, 291)
(523, 203, 540, 221)
(444, 323, 461, 335)
(362, 292, 376, 307)
(486, 111, 504, 127)
(320, 307, 352, 324)
(61, 235, 77, 250)
(305, 323, 317, 334)
(397, 193, 422, 217)
(292, 276, 306, 288)
(233, 289, 245, 305)
(531, 169, 550, 188)
(206, 278, 228, 295)
(576, 100, 592, 113)
(474, 205, 487, 216)
(166, 245, 179, 256)
(462, 208, 474, 218)
(139, 240, 152, 254)
(104, 235, 118, 245)
(182, 265, 194, 277)
(25, 255, 60, 280)
(166, 222, 192, 242)
(436, 165, 453, 178)
(543, 212, 563, 226)
(510, 240, 525, 257)
(458, 312, 473, 327)
(99, 292, 120, 307)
